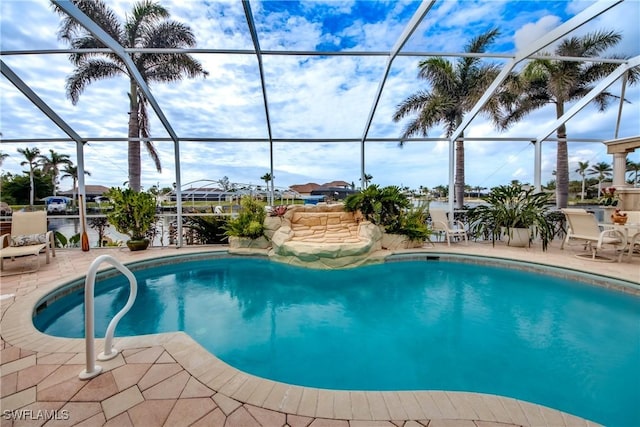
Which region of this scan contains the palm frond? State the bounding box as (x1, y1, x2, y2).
(418, 58, 456, 93)
(54, 0, 123, 44)
(125, 1, 170, 46)
(392, 91, 432, 122)
(143, 21, 197, 48)
(145, 55, 208, 82)
(66, 59, 125, 104)
(574, 30, 621, 57)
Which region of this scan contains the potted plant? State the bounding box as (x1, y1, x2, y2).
(468, 184, 554, 250)
(224, 195, 269, 249)
(105, 187, 157, 251)
(599, 186, 618, 224)
(344, 185, 430, 249)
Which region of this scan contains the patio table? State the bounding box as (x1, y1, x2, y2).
(600, 222, 640, 261)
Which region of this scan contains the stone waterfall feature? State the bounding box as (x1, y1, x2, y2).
(266, 204, 385, 269)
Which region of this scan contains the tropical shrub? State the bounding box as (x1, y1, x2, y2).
(396, 204, 431, 241)
(88, 217, 110, 247)
(467, 184, 554, 250)
(105, 187, 157, 240)
(184, 215, 229, 244)
(223, 196, 266, 239)
(344, 185, 429, 241)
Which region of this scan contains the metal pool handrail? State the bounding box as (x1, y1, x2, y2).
(79, 254, 137, 380)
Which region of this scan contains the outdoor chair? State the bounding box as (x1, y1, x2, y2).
(560, 208, 625, 262)
(0, 210, 56, 274)
(429, 209, 467, 246)
(620, 211, 640, 261)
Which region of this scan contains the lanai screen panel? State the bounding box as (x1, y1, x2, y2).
(1, 0, 639, 191)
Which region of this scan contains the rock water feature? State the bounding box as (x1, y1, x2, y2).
(230, 203, 397, 269)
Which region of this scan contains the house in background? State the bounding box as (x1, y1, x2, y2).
(289, 180, 356, 202)
(59, 185, 110, 202)
(289, 181, 352, 197)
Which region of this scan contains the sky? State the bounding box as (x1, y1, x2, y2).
(1, 0, 639, 194)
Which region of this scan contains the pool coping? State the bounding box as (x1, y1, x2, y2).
(4, 247, 636, 425)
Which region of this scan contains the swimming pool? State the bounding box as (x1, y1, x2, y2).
(34, 255, 639, 426)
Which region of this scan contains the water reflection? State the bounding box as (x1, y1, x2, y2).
(35, 258, 640, 426)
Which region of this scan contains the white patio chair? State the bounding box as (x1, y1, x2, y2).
(429, 209, 467, 246)
(620, 211, 640, 261)
(560, 209, 625, 262)
(0, 210, 56, 274)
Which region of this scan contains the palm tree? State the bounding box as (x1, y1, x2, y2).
(61, 164, 91, 208)
(627, 159, 640, 187)
(260, 172, 273, 204)
(361, 173, 373, 189)
(393, 29, 502, 209)
(433, 184, 448, 199)
(54, 0, 208, 192)
(18, 147, 41, 206)
(0, 151, 9, 167)
(575, 161, 589, 201)
(38, 149, 71, 196)
(499, 30, 638, 208)
(587, 161, 612, 197)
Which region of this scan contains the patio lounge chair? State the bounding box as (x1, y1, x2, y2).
(0, 210, 56, 274)
(560, 208, 625, 262)
(429, 209, 467, 246)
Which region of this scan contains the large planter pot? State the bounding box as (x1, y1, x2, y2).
(506, 227, 530, 247)
(381, 233, 423, 250)
(228, 235, 270, 249)
(126, 238, 150, 251)
(599, 206, 617, 224)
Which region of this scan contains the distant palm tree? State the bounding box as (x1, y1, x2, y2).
(0, 151, 8, 167)
(260, 172, 273, 204)
(575, 161, 589, 201)
(499, 30, 638, 208)
(17, 147, 40, 205)
(433, 184, 448, 199)
(360, 173, 373, 189)
(627, 159, 640, 187)
(61, 164, 91, 207)
(588, 161, 612, 197)
(54, 0, 208, 192)
(393, 29, 502, 209)
(38, 149, 71, 196)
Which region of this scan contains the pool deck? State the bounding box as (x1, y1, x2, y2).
(1, 240, 638, 427)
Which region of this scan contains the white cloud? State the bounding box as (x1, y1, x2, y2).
(514, 15, 562, 53)
(1, 0, 638, 194)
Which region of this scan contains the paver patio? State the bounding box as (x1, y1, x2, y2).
(1, 241, 637, 426)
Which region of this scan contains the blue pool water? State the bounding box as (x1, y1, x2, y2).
(34, 257, 639, 426)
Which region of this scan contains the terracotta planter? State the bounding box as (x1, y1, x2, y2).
(611, 212, 628, 225)
(126, 239, 150, 251)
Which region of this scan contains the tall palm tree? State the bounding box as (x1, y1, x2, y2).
(18, 147, 41, 206)
(54, 0, 208, 191)
(587, 161, 612, 197)
(0, 151, 9, 167)
(38, 149, 71, 196)
(360, 173, 373, 189)
(499, 30, 638, 208)
(61, 164, 91, 208)
(575, 161, 589, 201)
(393, 29, 502, 209)
(260, 172, 272, 204)
(627, 159, 640, 187)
